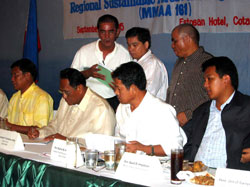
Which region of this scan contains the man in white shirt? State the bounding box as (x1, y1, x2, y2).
(28, 68, 116, 141)
(125, 27, 168, 101)
(112, 62, 186, 156)
(71, 14, 131, 111)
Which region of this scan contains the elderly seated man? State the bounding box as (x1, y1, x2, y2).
(112, 62, 186, 156)
(28, 68, 116, 141)
(183, 57, 250, 170)
(7, 58, 53, 134)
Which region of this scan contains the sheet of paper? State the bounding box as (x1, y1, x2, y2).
(96, 65, 113, 88)
(23, 138, 52, 145)
(0, 129, 24, 151)
(115, 152, 165, 186)
(51, 139, 83, 168)
(215, 168, 250, 187)
(84, 134, 123, 152)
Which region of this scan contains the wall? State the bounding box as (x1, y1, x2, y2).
(0, 0, 249, 109)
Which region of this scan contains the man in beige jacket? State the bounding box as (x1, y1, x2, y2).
(28, 68, 115, 140)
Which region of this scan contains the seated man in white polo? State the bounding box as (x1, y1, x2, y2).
(112, 62, 186, 156)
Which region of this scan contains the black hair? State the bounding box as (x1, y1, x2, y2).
(112, 61, 146, 90)
(11, 58, 37, 81)
(125, 27, 151, 48)
(60, 68, 86, 88)
(97, 14, 119, 30)
(202, 56, 238, 90)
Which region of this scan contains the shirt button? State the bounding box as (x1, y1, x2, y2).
(177, 82, 180, 85)
(174, 93, 176, 96)
(180, 72, 183, 74)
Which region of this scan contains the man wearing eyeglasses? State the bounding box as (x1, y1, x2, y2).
(28, 68, 115, 141)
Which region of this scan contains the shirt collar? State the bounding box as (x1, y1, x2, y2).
(211, 91, 235, 111)
(96, 39, 118, 58)
(20, 82, 36, 98)
(78, 88, 91, 111)
(137, 50, 151, 62)
(185, 46, 204, 63)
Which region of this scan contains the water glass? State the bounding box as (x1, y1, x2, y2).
(104, 150, 115, 170)
(85, 149, 98, 169)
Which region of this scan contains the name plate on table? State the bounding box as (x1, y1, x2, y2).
(215, 168, 250, 187)
(51, 139, 83, 168)
(0, 129, 24, 151)
(115, 152, 165, 186)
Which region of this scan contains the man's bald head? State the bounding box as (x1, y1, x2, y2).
(173, 24, 200, 45)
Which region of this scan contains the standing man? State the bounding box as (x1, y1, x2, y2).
(71, 14, 131, 111)
(112, 62, 186, 156)
(28, 68, 115, 140)
(125, 27, 168, 101)
(184, 57, 250, 170)
(7, 58, 53, 134)
(166, 24, 212, 126)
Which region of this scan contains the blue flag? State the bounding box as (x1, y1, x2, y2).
(23, 0, 39, 79)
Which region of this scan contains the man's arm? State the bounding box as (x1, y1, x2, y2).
(6, 120, 33, 134)
(33, 94, 53, 128)
(126, 141, 166, 156)
(177, 112, 188, 126)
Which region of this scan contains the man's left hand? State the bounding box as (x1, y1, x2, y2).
(44, 133, 66, 141)
(177, 112, 188, 126)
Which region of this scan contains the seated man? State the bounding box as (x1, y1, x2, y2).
(7, 58, 53, 134)
(184, 57, 250, 170)
(126, 27, 168, 101)
(0, 88, 8, 119)
(112, 62, 186, 156)
(28, 68, 116, 141)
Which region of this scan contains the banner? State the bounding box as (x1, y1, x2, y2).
(63, 0, 250, 39)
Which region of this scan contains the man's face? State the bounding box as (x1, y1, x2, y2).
(171, 29, 188, 58)
(204, 66, 226, 100)
(127, 36, 148, 60)
(11, 66, 29, 92)
(59, 79, 81, 105)
(98, 22, 119, 50)
(114, 78, 133, 104)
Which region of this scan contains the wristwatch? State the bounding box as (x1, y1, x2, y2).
(150, 145, 154, 156)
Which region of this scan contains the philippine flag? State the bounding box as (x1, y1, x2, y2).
(23, 0, 41, 81)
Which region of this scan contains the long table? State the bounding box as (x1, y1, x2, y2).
(0, 135, 196, 187)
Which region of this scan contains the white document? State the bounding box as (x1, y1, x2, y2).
(22, 135, 52, 145)
(85, 134, 124, 152)
(115, 152, 165, 186)
(51, 139, 83, 168)
(215, 168, 250, 187)
(0, 129, 24, 151)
